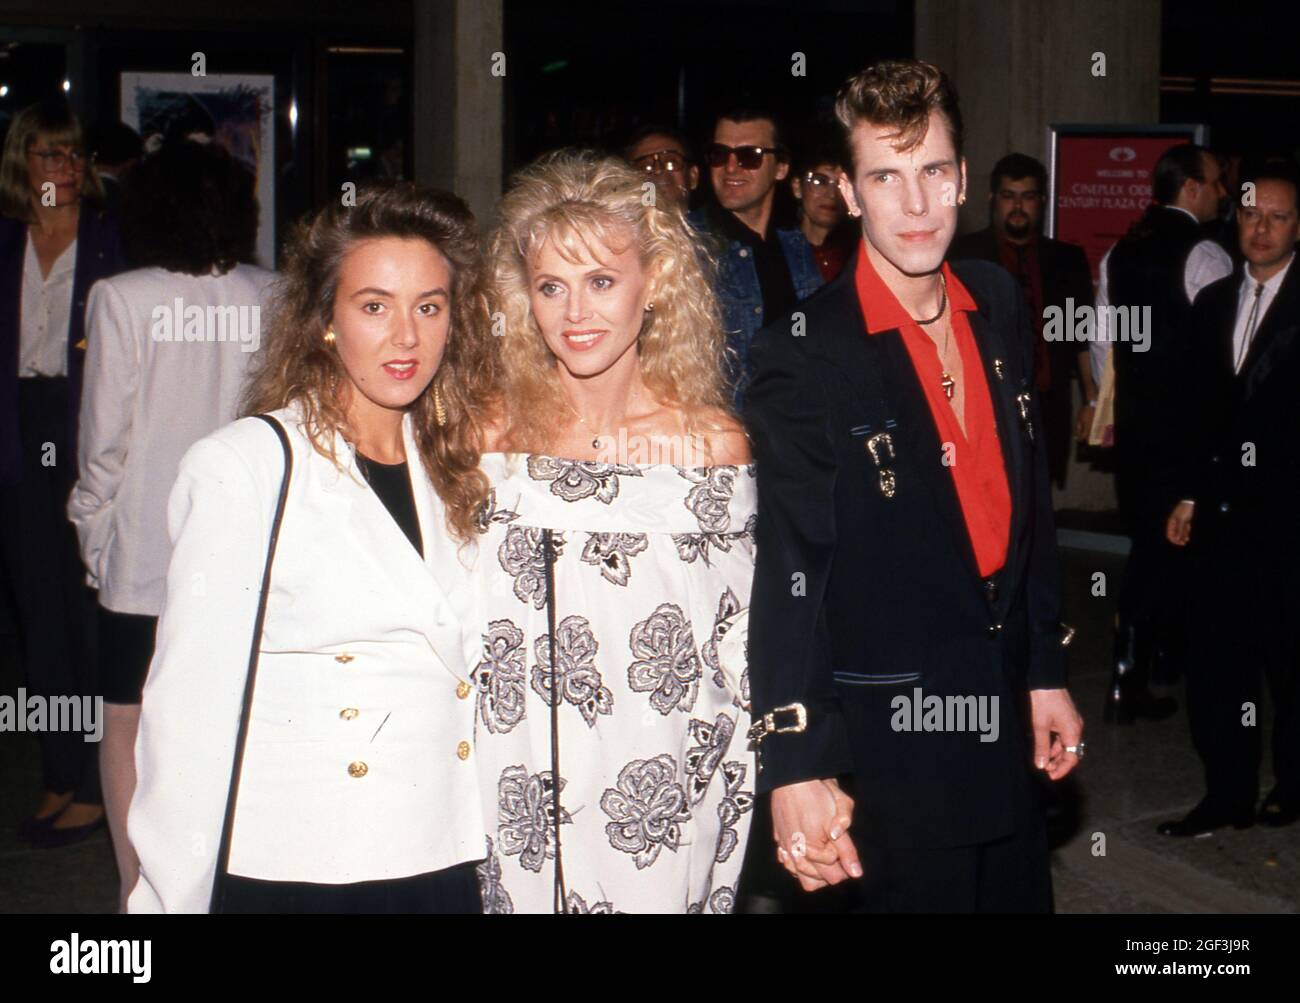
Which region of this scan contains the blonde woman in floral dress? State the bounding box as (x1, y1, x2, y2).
(448, 150, 756, 914)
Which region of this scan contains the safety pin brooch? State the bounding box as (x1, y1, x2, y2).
(865, 431, 897, 498)
(1015, 392, 1036, 443)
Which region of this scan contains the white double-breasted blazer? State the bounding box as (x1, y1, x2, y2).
(127, 401, 482, 913)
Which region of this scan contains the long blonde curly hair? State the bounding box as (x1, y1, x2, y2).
(485, 149, 733, 454)
(241, 181, 494, 542)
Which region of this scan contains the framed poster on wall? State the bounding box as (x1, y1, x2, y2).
(120, 71, 276, 268)
(1047, 123, 1208, 287)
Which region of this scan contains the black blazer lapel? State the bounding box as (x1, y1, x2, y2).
(1241, 260, 1300, 399)
(871, 327, 984, 585)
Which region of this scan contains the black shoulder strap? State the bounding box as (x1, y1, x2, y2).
(209, 413, 293, 913)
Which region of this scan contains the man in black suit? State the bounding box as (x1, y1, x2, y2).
(1102, 144, 1230, 724)
(1161, 162, 1300, 835)
(744, 59, 1082, 912)
(950, 153, 1095, 489)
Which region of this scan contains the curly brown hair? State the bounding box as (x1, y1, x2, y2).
(241, 181, 495, 542)
(834, 59, 963, 165)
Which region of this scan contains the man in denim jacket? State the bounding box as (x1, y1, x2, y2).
(689, 106, 822, 405)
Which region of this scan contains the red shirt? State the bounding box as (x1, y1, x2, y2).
(854, 244, 1011, 577)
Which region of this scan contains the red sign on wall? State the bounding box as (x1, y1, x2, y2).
(1048, 124, 1207, 287)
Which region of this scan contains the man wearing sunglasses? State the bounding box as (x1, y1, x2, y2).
(623, 124, 699, 212)
(688, 106, 822, 403)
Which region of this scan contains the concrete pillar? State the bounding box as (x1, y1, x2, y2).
(916, 0, 1161, 237)
(915, 0, 1161, 513)
(413, 0, 504, 226)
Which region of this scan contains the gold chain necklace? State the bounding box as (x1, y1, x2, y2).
(566, 385, 641, 450)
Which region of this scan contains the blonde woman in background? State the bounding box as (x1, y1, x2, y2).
(0, 98, 124, 853)
(444, 150, 756, 914)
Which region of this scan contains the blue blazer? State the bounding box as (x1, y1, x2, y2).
(0, 207, 126, 486)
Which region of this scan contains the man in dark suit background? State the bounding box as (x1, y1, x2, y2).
(1102, 144, 1230, 725)
(744, 59, 1082, 912)
(950, 153, 1095, 490)
(1162, 161, 1300, 836)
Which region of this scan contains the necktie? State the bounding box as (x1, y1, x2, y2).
(1234, 282, 1264, 374)
(1014, 244, 1050, 390)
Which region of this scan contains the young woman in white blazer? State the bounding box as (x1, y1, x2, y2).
(127, 182, 497, 913)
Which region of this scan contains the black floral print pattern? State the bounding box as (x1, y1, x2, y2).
(527, 455, 642, 504)
(627, 602, 701, 714)
(701, 588, 742, 695)
(686, 884, 737, 915)
(498, 526, 565, 609)
(497, 765, 573, 874)
(475, 619, 528, 735)
(601, 753, 692, 869)
(684, 713, 735, 805)
(531, 615, 614, 727)
(671, 530, 744, 567)
(475, 488, 520, 535)
(565, 891, 618, 914)
(473, 453, 756, 911)
(714, 761, 754, 864)
(709, 886, 736, 914)
(580, 532, 649, 586)
(677, 465, 738, 533)
(476, 836, 514, 914)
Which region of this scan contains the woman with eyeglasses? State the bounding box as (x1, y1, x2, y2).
(0, 98, 126, 851)
(789, 145, 854, 283)
(444, 150, 756, 913)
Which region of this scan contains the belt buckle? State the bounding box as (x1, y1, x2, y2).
(746, 702, 808, 745)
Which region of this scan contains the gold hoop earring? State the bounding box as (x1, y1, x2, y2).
(323, 327, 336, 346)
(433, 385, 448, 427)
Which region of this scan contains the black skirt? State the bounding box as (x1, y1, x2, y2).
(98, 605, 158, 704)
(216, 861, 483, 914)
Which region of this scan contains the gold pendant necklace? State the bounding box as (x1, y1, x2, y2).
(568, 386, 640, 450)
(915, 273, 954, 399)
(939, 322, 956, 400)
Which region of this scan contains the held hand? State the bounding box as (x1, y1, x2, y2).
(1029, 688, 1084, 781)
(770, 778, 862, 891)
(1166, 501, 1194, 547)
(1074, 404, 1096, 442)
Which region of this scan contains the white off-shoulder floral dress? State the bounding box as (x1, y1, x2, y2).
(462, 453, 756, 914)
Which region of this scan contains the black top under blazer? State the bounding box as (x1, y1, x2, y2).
(743, 247, 1069, 849)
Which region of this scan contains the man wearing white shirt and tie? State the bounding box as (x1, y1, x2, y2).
(1098, 144, 1231, 726)
(1161, 161, 1300, 836)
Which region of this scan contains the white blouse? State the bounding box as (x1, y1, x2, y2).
(19, 233, 77, 378)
